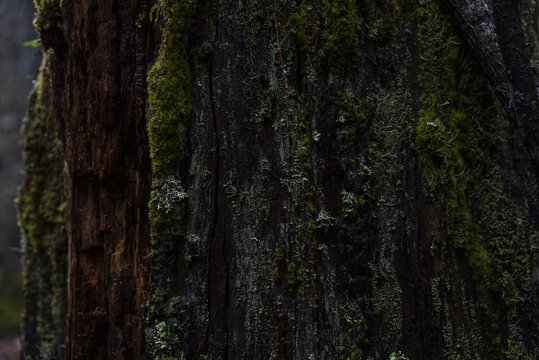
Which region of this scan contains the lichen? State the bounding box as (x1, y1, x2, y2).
(144, 0, 197, 358)
(141, 0, 538, 357)
(151, 175, 188, 214)
(415, 0, 538, 357)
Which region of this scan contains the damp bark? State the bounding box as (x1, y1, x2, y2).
(22, 0, 539, 359)
(29, 0, 156, 358)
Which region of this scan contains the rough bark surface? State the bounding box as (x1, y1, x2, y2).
(24, 0, 539, 359)
(32, 0, 155, 358)
(144, 0, 539, 359)
(450, 0, 539, 175)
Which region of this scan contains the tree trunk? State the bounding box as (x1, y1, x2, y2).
(20, 0, 538, 359)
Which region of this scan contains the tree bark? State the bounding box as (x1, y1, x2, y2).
(21, 0, 539, 359)
(450, 0, 539, 176)
(26, 0, 155, 358)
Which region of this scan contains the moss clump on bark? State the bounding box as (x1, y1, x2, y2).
(17, 52, 67, 360)
(33, 0, 61, 28)
(144, 1, 196, 359)
(324, 0, 362, 69)
(33, 0, 63, 50)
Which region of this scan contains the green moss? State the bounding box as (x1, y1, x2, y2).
(147, 47, 192, 182)
(336, 91, 374, 155)
(339, 304, 368, 360)
(415, 0, 538, 357)
(17, 52, 67, 360)
(287, 10, 308, 52)
(146, 295, 187, 360)
(144, 0, 197, 358)
(324, 0, 362, 68)
(415, 93, 451, 198)
(416, 0, 491, 280)
(33, 0, 62, 34)
(357, 83, 416, 357)
(268, 4, 420, 356)
(146, 0, 196, 272)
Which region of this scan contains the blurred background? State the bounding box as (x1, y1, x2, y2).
(0, 1, 40, 358)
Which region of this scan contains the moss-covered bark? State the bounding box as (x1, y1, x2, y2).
(144, 2, 197, 359)
(21, 0, 538, 359)
(17, 52, 67, 360)
(143, 0, 538, 358)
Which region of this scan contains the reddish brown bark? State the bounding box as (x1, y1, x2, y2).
(46, 1, 155, 358)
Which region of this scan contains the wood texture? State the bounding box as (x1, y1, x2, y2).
(35, 0, 155, 358)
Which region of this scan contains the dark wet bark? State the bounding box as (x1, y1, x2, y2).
(58, 2, 154, 359)
(29, 0, 156, 358)
(450, 0, 539, 176)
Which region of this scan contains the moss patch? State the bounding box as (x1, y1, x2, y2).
(144, 1, 196, 358)
(17, 52, 67, 360)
